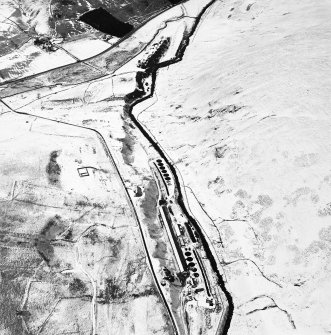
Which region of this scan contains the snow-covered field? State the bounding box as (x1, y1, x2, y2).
(137, 0, 331, 333)
(0, 40, 76, 83)
(0, 111, 172, 335)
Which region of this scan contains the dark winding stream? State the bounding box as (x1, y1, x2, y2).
(122, 1, 234, 333)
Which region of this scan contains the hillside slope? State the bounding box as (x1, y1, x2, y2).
(138, 0, 331, 333)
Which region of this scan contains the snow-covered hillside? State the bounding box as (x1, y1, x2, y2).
(137, 0, 331, 333)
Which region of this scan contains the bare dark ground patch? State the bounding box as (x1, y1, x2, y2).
(46, 150, 61, 186)
(141, 179, 163, 239)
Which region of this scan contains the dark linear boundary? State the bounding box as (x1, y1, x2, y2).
(96, 132, 180, 335)
(123, 1, 234, 334)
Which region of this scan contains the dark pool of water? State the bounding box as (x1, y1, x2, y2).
(79, 7, 133, 37)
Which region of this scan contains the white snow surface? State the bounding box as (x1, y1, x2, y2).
(137, 0, 331, 333)
(60, 38, 114, 60)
